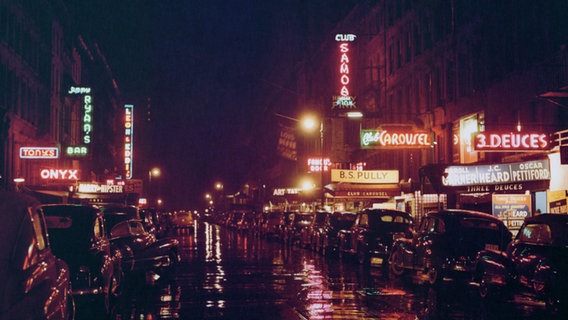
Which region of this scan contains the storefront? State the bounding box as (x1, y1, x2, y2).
(422, 159, 552, 233)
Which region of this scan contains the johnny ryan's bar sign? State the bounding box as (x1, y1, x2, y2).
(442, 160, 550, 187)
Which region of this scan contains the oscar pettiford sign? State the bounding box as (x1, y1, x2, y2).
(441, 159, 550, 193)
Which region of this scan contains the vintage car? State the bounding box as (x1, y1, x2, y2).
(170, 210, 195, 231)
(282, 212, 315, 246)
(389, 209, 512, 285)
(40, 204, 123, 315)
(260, 211, 284, 238)
(101, 204, 180, 274)
(312, 211, 357, 255)
(473, 214, 568, 313)
(338, 209, 414, 266)
(0, 192, 74, 320)
(299, 211, 329, 249)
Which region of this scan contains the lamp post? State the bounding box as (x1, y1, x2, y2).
(301, 115, 325, 209)
(148, 167, 161, 206)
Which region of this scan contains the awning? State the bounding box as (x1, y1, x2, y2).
(326, 183, 401, 199)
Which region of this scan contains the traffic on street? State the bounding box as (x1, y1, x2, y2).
(75, 210, 559, 320)
(3, 2, 568, 320)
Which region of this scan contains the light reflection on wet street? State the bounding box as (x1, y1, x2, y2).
(93, 221, 557, 320)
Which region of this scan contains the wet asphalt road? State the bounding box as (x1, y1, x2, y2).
(75, 220, 557, 319)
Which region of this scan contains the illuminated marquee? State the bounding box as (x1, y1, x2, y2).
(473, 132, 550, 152)
(77, 182, 124, 193)
(333, 33, 356, 110)
(20, 147, 59, 159)
(442, 160, 550, 187)
(307, 157, 332, 172)
(124, 104, 134, 179)
(361, 126, 431, 149)
(40, 169, 79, 180)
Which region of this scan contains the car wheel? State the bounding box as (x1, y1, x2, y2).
(427, 266, 442, 285)
(357, 245, 368, 265)
(389, 250, 406, 276)
(478, 278, 490, 299)
(544, 285, 562, 315)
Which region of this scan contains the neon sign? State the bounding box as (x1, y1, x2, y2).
(473, 132, 550, 152)
(307, 157, 332, 172)
(66, 146, 88, 156)
(361, 127, 431, 149)
(77, 182, 124, 193)
(20, 147, 59, 159)
(40, 169, 79, 180)
(333, 34, 356, 110)
(67, 86, 92, 156)
(124, 104, 134, 179)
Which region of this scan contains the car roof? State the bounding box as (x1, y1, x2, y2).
(524, 213, 568, 224)
(361, 208, 413, 219)
(40, 204, 101, 217)
(426, 209, 503, 223)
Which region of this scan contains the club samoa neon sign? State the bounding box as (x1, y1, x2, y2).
(333, 34, 356, 110)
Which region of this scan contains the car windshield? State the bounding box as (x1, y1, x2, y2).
(313, 213, 327, 225)
(44, 215, 92, 254)
(294, 214, 313, 226)
(267, 212, 282, 223)
(330, 214, 357, 229)
(368, 214, 412, 227)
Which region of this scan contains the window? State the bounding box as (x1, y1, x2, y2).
(519, 223, 552, 245)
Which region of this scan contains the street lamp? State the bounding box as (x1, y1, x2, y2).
(148, 167, 161, 205)
(301, 114, 325, 209)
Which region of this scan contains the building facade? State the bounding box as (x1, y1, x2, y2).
(292, 0, 568, 219)
(0, 1, 122, 193)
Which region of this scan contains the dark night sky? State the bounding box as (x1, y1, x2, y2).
(72, 0, 357, 209)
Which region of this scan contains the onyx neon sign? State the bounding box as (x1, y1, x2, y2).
(473, 132, 550, 152)
(40, 169, 79, 180)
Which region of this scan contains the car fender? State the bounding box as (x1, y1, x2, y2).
(474, 249, 512, 286)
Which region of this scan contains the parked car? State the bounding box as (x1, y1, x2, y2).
(41, 204, 123, 315)
(389, 209, 511, 285)
(235, 210, 256, 232)
(338, 208, 414, 266)
(312, 211, 357, 255)
(473, 214, 568, 313)
(0, 192, 74, 320)
(226, 210, 245, 229)
(260, 211, 284, 238)
(100, 205, 180, 274)
(283, 212, 315, 246)
(300, 211, 329, 249)
(170, 210, 195, 231)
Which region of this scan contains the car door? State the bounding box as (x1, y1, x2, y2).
(510, 222, 552, 288)
(414, 217, 446, 267)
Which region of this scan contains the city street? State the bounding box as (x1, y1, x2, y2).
(73, 219, 556, 320)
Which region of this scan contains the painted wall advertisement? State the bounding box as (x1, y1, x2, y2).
(492, 194, 531, 232)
